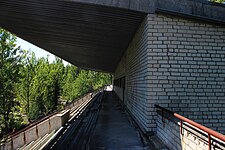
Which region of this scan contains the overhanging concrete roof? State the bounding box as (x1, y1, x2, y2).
(0, 0, 225, 73)
(0, 1, 146, 73)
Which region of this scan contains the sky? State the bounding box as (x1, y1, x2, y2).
(16, 37, 69, 65)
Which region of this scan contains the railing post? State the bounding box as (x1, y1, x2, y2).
(208, 134, 211, 150)
(155, 104, 225, 149)
(180, 120, 183, 135)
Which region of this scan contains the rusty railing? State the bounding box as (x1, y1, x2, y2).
(155, 104, 225, 150)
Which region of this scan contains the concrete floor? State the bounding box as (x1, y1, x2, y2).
(89, 91, 146, 150)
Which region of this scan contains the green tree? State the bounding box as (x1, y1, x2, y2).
(27, 56, 64, 120)
(16, 51, 36, 120)
(73, 70, 92, 98)
(62, 65, 78, 101)
(0, 28, 23, 132)
(0, 28, 112, 135)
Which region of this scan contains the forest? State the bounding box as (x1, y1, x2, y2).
(0, 28, 111, 137)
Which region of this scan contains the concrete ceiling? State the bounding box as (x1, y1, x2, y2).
(1, 0, 224, 73)
(0, 0, 146, 73)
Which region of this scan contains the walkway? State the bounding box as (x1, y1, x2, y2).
(89, 91, 146, 150)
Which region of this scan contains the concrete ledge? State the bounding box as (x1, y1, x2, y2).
(0, 111, 70, 150)
(50, 110, 70, 131)
(69, 0, 155, 13)
(49, 116, 62, 131)
(0, 140, 12, 150)
(24, 125, 38, 144)
(0, 94, 93, 150)
(37, 119, 50, 138)
(156, 0, 225, 24)
(56, 110, 70, 126)
(69, 0, 225, 24)
(12, 132, 25, 149)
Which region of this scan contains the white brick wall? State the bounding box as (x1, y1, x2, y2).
(114, 16, 151, 132)
(114, 13, 225, 134)
(146, 14, 225, 133)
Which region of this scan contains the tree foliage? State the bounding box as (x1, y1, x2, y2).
(210, 0, 225, 3)
(0, 28, 112, 135)
(0, 28, 23, 133)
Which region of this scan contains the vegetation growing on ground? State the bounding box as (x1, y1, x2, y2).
(0, 28, 111, 136)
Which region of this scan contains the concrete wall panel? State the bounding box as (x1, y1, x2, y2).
(1, 140, 12, 150)
(24, 126, 38, 144)
(61, 110, 70, 126)
(12, 132, 25, 149)
(50, 116, 62, 131)
(50, 110, 70, 131)
(37, 119, 50, 138)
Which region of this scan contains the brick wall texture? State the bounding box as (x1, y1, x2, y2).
(114, 15, 150, 132)
(114, 13, 225, 134)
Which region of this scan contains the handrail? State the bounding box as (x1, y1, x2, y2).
(155, 104, 225, 150)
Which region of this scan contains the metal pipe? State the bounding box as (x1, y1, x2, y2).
(208, 134, 211, 150)
(173, 113, 225, 142)
(180, 120, 183, 135)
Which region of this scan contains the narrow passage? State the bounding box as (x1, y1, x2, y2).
(89, 91, 145, 150)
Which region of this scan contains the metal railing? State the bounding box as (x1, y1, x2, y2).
(155, 104, 225, 150)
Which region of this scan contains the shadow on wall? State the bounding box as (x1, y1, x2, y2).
(155, 105, 225, 150)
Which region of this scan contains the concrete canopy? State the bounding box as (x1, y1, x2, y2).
(0, 0, 146, 73)
(1, 0, 225, 72)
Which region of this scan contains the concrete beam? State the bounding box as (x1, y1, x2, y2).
(67, 0, 225, 23)
(156, 0, 225, 24)
(69, 0, 156, 13)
